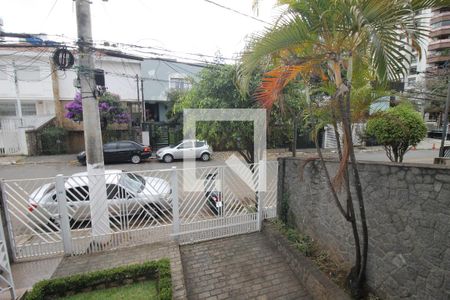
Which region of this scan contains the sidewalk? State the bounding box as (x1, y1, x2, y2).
(1, 138, 448, 166)
(0, 156, 24, 166)
(0, 154, 76, 166)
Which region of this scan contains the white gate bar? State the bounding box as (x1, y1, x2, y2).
(0, 180, 17, 262)
(0, 212, 16, 299)
(171, 167, 180, 240)
(55, 175, 72, 255)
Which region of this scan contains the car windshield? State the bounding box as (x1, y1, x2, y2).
(170, 141, 182, 148)
(119, 173, 145, 193)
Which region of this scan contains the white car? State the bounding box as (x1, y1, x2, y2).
(27, 170, 171, 225)
(156, 140, 212, 163)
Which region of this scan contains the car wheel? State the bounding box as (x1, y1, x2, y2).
(201, 153, 210, 161)
(131, 155, 141, 164)
(163, 154, 174, 163)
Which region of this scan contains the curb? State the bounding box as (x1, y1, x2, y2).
(262, 222, 351, 300)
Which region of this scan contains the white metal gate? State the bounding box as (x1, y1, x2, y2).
(1, 161, 278, 261)
(0, 129, 27, 155)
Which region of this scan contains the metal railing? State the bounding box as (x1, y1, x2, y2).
(443, 145, 450, 157)
(1, 161, 278, 260)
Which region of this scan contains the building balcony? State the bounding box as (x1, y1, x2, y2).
(428, 54, 450, 64)
(432, 7, 450, 13)
(428, 39, 450, 51)
(430, 26, 450, 38)
(431, 11, 450, 24)
(426, 66, 450, 75)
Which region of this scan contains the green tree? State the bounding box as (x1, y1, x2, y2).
(239, 0, 444, 296)
(173, 63, 302, 163)
(366, 104, 427, 162)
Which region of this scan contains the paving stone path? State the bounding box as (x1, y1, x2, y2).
(181, 233, 312, 300)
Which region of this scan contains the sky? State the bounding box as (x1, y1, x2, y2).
(0, 0, 280, 62)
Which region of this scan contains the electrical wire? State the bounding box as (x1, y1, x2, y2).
(41, 0, 59, 29)
(202, 0, 271, 25)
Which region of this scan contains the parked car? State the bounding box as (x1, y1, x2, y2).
(27, 170, 171, 226)
(156, 140, 212, 163)
(77, 141, 151, 165)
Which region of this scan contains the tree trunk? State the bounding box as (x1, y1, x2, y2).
(343, 90, 368, 298)
(332, 59, 368, 298)
(292, 115, 298, 157)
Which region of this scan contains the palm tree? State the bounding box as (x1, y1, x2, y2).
(239, 0, 444, 297)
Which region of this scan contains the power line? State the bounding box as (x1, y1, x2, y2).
(41, 0, 59, 28)
(202, 0, 271, 25)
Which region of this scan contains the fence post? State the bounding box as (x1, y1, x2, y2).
(0, 179, 16, 263)
(0, 211, 16, 300)
(171, 167, 180, 241)
(257, 161, 266, 231)
(56, 174, 72, 255)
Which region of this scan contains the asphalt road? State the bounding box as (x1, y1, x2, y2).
(0, 158, 226, 180)
(0, 149, 440, 180)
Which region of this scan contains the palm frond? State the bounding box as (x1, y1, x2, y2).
(237, 11, 319, 95)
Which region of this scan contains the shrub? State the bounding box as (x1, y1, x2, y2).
(25, 259, 171, 300)
(366, 104, 427, 162)
(39, 127, 68, 155)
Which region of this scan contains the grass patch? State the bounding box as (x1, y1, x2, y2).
(63, 280, 157, 300)
(25, 259, 171, 300)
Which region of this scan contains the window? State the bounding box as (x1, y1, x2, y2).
(195, 141, 205, 147)
(106, 184, 131, 200)
(66, 186, 89, 202)
(169, 74, 191, 90)
(21, 103, 37, 116)
(0, 102, 16, 117)
(118, 142, 135, 150)
(432, 20, 450, 28)
(178, 141, 193, 149)
(0, 65, 7, 80)
(119, 173, 145, 193)
(408, 77, 416, 85)
(103, 143, 117, 150)
(16, 66, 40, 81)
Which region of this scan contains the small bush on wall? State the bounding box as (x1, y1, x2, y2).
(39, 127, 68, 155)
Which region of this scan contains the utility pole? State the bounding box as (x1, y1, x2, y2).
(439, 75, 450, 157)
(141, 78, 146, 122)
(136, 74, 141, 123)
(140, 78, 150, 146)
(12, 61, 23, 126)
(76, 0, 110, 242)
(50, 59, 63, 127)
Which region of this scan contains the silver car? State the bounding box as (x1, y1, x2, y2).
(27, 170, 171, 226)
(156, 140, 212, 163)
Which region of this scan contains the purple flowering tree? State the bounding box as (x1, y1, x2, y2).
(65, 92, 130, 130)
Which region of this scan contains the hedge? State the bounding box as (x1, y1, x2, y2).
(25, 259, 171, 300)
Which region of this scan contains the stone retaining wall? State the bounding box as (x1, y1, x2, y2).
(278, 157, 450, 299)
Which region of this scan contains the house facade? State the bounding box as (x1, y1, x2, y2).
(141, 58, 204, 122)
(0, 44, 143, 154)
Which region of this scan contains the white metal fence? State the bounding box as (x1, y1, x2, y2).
(0, 129, 27, 155)
(0, 115, 54, 155)
(323, 123, 365, 149)
(1, 161, 278, 261)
